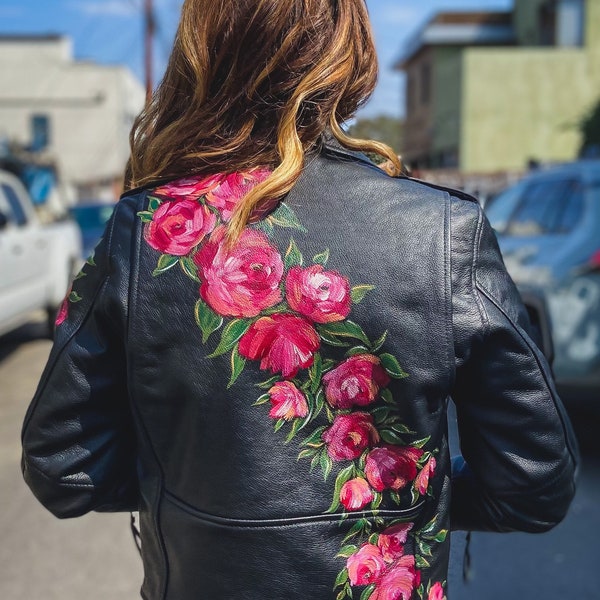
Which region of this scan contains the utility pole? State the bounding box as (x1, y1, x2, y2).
(144, 0, 155, 103)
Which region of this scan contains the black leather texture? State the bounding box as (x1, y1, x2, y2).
(22, 141, 579, 599)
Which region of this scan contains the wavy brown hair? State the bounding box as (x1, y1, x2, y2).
(127, 0, 401, 242)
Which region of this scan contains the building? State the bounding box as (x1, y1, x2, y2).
(0, 35, 145, 200)
(396, 0, 600, 173)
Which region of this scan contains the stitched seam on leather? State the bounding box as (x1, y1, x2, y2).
(444, 192, 456, 390)
(163, 490, 425, 529)
(472, 205, 489, 334)
(475, 283, 578, 468)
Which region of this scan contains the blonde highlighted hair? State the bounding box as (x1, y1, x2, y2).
(127, 0, 401, 242)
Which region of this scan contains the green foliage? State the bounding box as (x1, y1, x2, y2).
(579, 99, 600, 157)
(348, 115, 404, 158)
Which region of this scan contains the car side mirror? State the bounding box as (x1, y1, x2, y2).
(0, 211, 9, 231)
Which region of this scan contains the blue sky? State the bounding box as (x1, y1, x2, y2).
(0, 0, 512, 118)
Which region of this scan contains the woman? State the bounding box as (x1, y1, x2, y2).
(22, 1, 578, 599)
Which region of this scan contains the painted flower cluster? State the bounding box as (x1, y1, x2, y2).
(138, 171, 448, 600)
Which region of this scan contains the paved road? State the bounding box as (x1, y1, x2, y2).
(1, 321, 598, 599)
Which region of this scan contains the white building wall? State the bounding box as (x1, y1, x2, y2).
(0, 36, 144, 193)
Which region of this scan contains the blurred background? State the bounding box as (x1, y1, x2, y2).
(0, 1, 598, 598)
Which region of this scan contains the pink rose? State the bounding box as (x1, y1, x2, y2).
(371, 555, 418, 600)
(268, 381, 309, 420)
(377, 523, 413, 562)
(365, 446, 424, 492)
(145, 198, 216, 256)
(414, 456, 436, 496)
(323, 354, 390, 409)
(238, 313, 320, 378)
(322, 413, 379, 461)
(206, 168, 271, 221)
(285, 265, 351, 323)
(340, 478, 374, 511)
(195, 226, 284, 317)
(428, 582, 446, 600)
(55, 296, 69, 326)
(153, 174, 222, 200)
(347, 544, 386, 586)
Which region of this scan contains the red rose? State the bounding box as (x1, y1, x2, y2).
(323, 354, 390, 409)
(340, 477, 374, 511)
(267, 381, 309, 421)
(377, 522, 413, 562)
(347, 544, 386, 586)
(428, 582, 446, 600)
(286, 265, 351, 323)
(195, 226, 283, 317)
(365, 446, 424, 492)
(371, 555, 418, 600)
(322, 413, 379, 461)
(206, 168, 271, 221)
(238, 313, 320, 378)
(414, 456, 436, 496)
(153, 174, 222, 200)
(145, 198, 216, 256)
(55, 296, 69, 326)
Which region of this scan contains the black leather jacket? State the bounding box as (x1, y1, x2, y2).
(22, 140, 578, 600)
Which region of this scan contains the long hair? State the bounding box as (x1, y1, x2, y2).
(127, 0, 401, 242)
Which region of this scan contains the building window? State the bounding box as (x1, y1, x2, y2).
(421, 63, 431, 105)
(539, 0, 585, 47)
(30, 114, 51, 152)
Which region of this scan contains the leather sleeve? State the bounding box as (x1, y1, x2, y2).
(450, 197, 579, 533)
(21, 194, 142, 519)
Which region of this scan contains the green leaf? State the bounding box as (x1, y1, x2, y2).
(390, 491, 402, 506)
(412, 436, 431, 449)
(319, 331, 351, 348)
(342, 519, 368, 544)
(254, 219, 275, 236)
(381, 388, 395, 406)
(227, 347, 246, 388)
(69, 291, 82, 303)
(310, 453, 321, 472)
(137, 210, 154, 223)
(410, 486, 420, 506)
(86, 252, 96, 267)
(317, 321, 371, 347)
(180, 257, 201, 282)
(313, 388, 325, 419)
(351, 285, 375, 304)
(334, 569, 349, 589)
(418, 540, 433, 557)
(73, 270, 87, 281)
(415, 555, 431, 569)
(391, 423, 416, 435)
(336, 590, 347, 600)
(346, 345, 370, 357)
(274, 418, 286, 433)
(252, 393, 271, 407)
(194, 299, 223, 343)
(320, 450, 333, 481)
(371, 330, 388, 353)
(359, 584, 376, 600)
(379, 353, 409, 379)
(284, 238, 304, 269)
(322, 358, 337, 372)
(298, 448, 318, 460)
(313, 249, 330, 266)
(256, 375, 280, 390)
(152, 254, 179, 276)
(420, 515, 438, 536)
(309, 353, 323, 394)
(380, 429, 405, 445)
(336, 544, 359, 559)
(268, 202, 307, 232)
(326, 465, 355, 513)
(148, 196, 161, 211)
(433, 529, 448, 543)
(285, 417, 306, 443)
(301, 426, 326, 448)
(371, 492, 382, 510)
(371, 406, 391, 425)
(208, 319, 252, 357)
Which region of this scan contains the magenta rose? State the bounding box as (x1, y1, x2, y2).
(145, 198, 216, 256)
(414, 456, 436, 496)
(195, 226, 283, 317)
(153, 174, 222, 200)
(238, 313, 320, 378)
(285, 265, 351, 323)
(55, 296, 69, 326)
(365, 446, 424, 492)
(347, 544, 386, 587)
(371, 555, 418, 600)
(428, 582, 446, 600)
(267, 381, 309, 421)
(323, 354, 391, 409)
(206, 168, 271, 221)
(377, 522, 413, 563)
(322, 412, 379, 462)
(340, 477, 374, 511)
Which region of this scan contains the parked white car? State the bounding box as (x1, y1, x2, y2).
(0, 169, 82, 336)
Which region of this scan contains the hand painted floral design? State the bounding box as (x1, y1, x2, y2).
(138, 171, 447, 600)
(54, 251, 96, 326)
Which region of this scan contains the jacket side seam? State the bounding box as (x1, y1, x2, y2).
(444, 192, 456, 390)
(472, 205, 489, 334)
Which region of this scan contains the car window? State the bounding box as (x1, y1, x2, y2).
(484, 181, 525, 234)
(1, 183, 28, 227)
(506, 178, 580, 236)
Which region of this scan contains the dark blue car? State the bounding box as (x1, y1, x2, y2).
(69, 203, 115, 259)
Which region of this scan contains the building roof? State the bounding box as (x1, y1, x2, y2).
(0, 34, 66, 42)
(395, 11, 516, 69)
